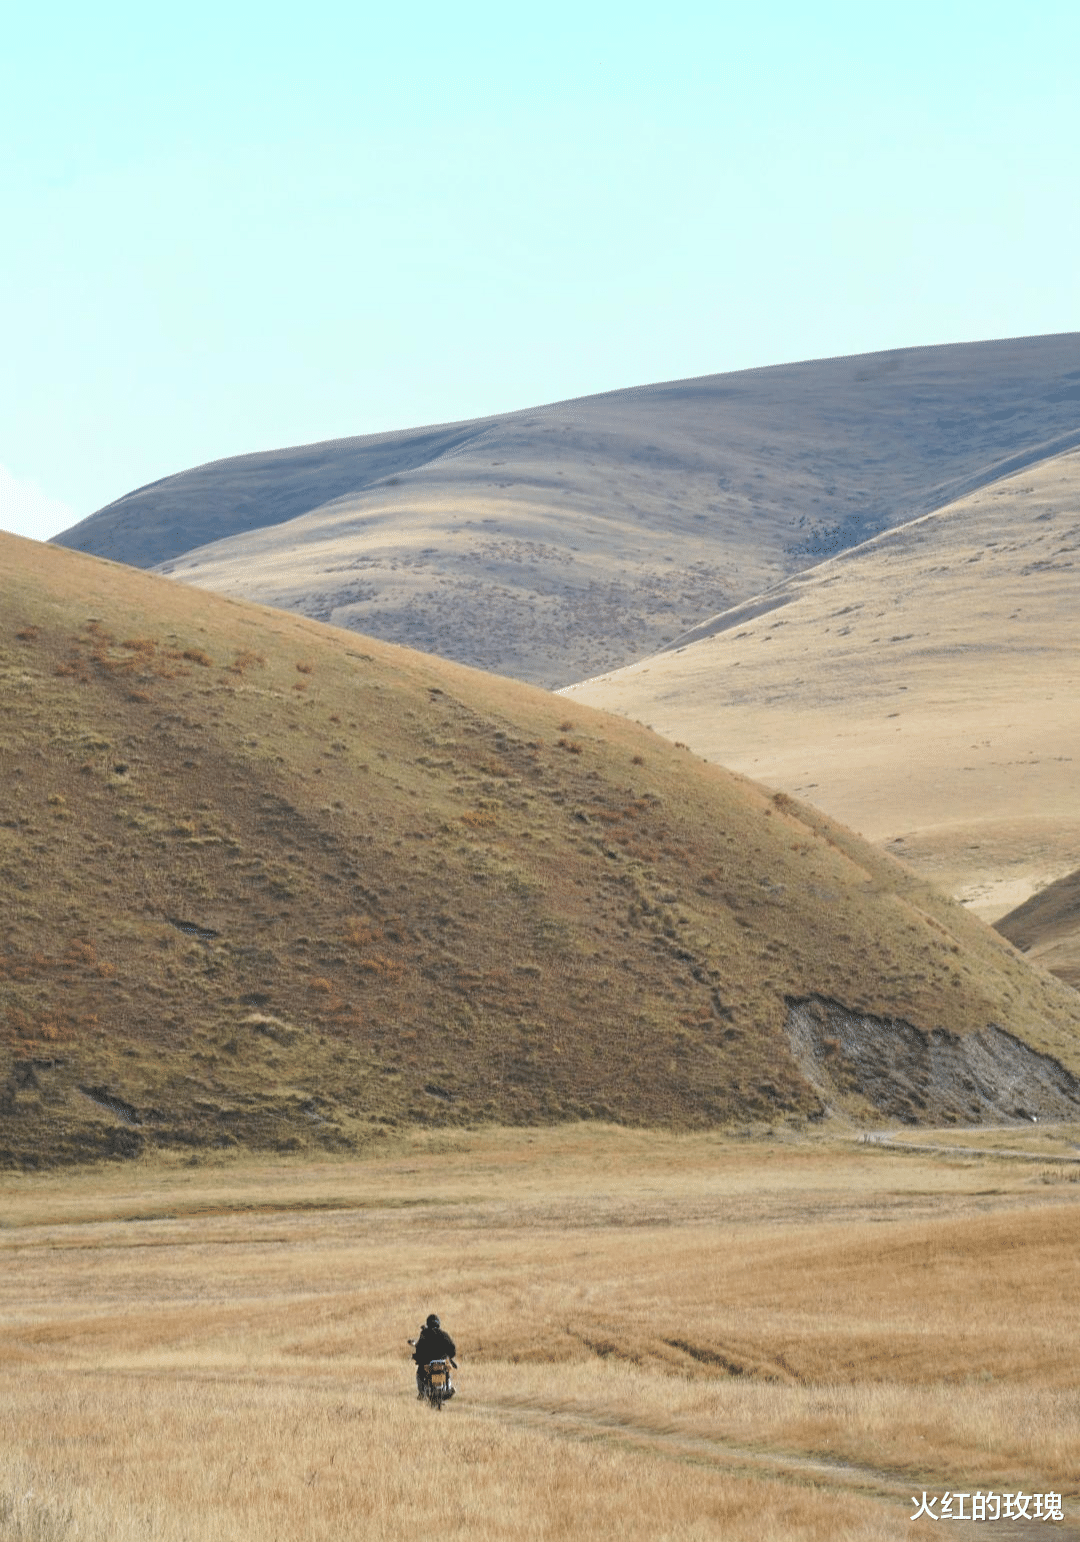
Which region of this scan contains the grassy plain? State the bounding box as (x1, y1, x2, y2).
(3, 1125, 1079, 1540)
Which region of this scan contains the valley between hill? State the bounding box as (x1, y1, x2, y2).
(47, 334, 1080, 965)
(565, 444, 1080, 937)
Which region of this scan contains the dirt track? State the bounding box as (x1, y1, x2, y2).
(859, 1129, 1080, 1164)
(472, 1392, 1080, 1540)
(64, 1363, 1079, 1539)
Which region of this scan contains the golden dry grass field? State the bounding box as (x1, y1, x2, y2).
(2, 1125, 1080, 1541)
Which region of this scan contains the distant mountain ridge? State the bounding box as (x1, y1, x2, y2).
(52, 333, 1080, 688)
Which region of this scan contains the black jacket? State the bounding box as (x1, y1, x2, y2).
(413, 1324, 456, 1364)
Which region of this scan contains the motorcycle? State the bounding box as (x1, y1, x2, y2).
(408, 1339, 457, 1410)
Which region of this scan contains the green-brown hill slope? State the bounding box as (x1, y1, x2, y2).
(3, 534, 1080, 1166)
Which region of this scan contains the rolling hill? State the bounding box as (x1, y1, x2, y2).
(996, 868, 1080, 989)
(565, 444, 1080, 929)
(4, 533, 1080, 1167)
(51, 334, 1080, 688)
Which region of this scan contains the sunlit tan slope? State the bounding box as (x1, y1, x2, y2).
(4, 533, 1080, 1166)
(51, 334, 1080, 687)
(564, 446, 1080, 922)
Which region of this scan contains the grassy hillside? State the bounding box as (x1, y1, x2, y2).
(566, 445, 1080, 921)
(51, 334, 1080, 687)
(3, 534, 1080, 1167)
(997, 868, 1080, 988)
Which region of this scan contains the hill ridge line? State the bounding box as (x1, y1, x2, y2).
(613, 432, 1080, 665)
(54, 331, 1080, 534)
(882, 421, 1080, 548)
(50, 331, 1080, 690)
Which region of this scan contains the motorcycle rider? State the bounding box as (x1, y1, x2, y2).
(412, 1313, 457, 1399)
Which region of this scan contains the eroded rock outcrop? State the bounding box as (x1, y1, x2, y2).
(786, 997, 1080, 1125)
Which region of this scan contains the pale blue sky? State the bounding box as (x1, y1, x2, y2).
(3, 0, 1078, 540)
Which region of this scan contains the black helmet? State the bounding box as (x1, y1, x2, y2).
(426, 1313, 440, 1329)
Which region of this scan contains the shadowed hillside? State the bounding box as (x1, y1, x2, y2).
(996, 869, 1080, 988)
(4, 534, 1080, 1167)
(51, 334, 1080, 686)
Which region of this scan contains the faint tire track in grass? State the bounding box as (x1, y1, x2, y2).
(467, 1396, 1080, 1541)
